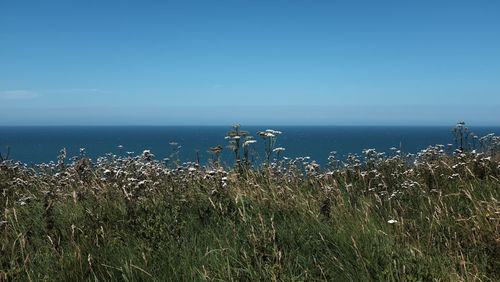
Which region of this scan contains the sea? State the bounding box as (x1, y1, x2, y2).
(1, 126, 499, 167)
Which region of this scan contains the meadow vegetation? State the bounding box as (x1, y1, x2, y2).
(0, 123, 499, 281)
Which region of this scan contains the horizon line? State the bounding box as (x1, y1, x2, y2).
(1, 124, 499, 127)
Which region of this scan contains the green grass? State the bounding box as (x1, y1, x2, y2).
(1, 132, 499, 281)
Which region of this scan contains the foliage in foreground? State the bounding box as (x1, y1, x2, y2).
(0, 127, 499, 281)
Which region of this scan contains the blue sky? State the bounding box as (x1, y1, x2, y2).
(1, 0, 499, 125)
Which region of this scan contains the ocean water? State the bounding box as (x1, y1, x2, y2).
(1, 126, 499, 166)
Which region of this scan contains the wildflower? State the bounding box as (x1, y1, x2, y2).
(265, 129, 282, 135)
(243, 140, 256, 147)
(142, 150, 154, 160)
(387, 219, 398, 224)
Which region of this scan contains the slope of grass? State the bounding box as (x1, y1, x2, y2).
(1, 130, 499, 281)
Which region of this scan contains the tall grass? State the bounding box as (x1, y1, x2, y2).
(0, 123, 499, 280)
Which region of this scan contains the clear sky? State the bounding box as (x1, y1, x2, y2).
(1, 0, 499, 126)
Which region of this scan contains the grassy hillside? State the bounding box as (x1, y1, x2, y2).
(0, 125, 499, 281)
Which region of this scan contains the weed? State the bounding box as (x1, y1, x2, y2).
(0, 123, 499, 280)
